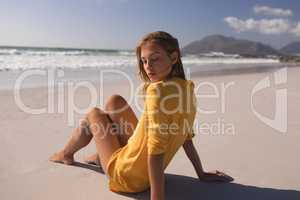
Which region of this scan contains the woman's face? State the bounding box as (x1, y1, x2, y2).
(140, 42, 177, 82)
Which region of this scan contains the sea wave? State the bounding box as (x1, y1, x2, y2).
(0, 47, 135, 57)
(0, 47, 280, 72)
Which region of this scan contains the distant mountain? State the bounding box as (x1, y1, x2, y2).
(280, 42, 300, 55)
(182, 35, 281, 57)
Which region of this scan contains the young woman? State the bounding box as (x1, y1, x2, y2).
(49, 31, 233, 200)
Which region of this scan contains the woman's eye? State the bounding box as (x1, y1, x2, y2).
(151, 57, 159, 62)
(141, 57, 159, 65)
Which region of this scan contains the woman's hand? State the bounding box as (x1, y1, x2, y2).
(198, 170, 234, 183)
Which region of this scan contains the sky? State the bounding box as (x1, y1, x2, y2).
(0, 0, 299, 50)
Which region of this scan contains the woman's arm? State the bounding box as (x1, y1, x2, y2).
(182, 139, 205, 178)
(183, 139, 234, 182)
(148, 153, 165, 200)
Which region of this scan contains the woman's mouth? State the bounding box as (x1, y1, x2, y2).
(148, 72, 156, 77)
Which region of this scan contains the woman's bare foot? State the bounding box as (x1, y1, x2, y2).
(49, 150, 74, 165)
(84, 153, 100, 166)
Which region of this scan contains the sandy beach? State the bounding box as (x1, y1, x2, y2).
(0, 66, 300, 200)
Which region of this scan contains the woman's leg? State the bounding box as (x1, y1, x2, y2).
(49, 107, 122, 174)
(49, 118, 92, 165)
(84, 95, 138, 165)
(85, 107, 121, 174)
(105, 94, 138, 146)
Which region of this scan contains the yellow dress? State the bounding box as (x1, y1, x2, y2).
(106, 76, 197, 193)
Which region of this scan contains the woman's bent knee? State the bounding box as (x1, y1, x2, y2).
(86, 107, 106, 122)
(85, 107, 113, 135)
(105, 94, 128, 113)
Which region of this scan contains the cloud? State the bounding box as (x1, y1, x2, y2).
(224, 5, 300, 36)
(254, 5, 293, 17)
(224, 17, 291, 34)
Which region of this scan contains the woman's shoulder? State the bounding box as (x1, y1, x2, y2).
(144, 78, 195, 99)
(173, 77, 195, 89)
(143, 78, 197, 113)
(144, 77, 195, 95)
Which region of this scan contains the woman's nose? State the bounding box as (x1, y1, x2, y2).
(145, 60, 153, 69)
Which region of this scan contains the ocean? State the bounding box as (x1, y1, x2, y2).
(0, 46, 282, 90)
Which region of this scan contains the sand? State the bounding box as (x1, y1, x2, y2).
(0, 66, 300, 200)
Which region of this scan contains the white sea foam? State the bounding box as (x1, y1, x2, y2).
(0, 47, 280, 71)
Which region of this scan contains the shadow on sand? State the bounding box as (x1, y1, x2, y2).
(72, 161, 300, 200)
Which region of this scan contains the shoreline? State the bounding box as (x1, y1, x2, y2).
(0, 62, 296, 91)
